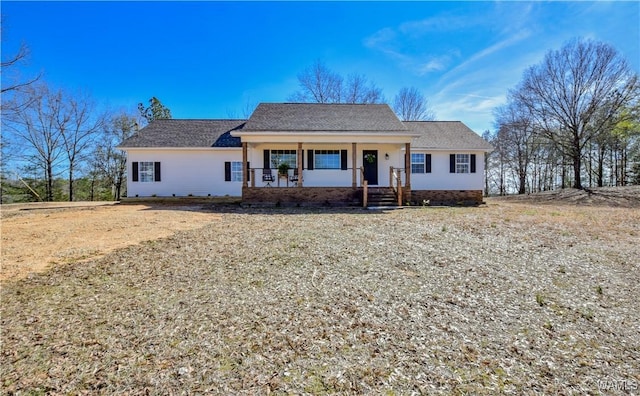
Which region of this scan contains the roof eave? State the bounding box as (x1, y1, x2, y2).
(232, 130, 418, 137)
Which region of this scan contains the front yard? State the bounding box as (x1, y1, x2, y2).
(2, 200, 639, 394)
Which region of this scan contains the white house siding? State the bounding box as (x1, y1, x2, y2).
(248, 143, 403, 187)
(126, 148, 243, 197)
(410, 151, 485, 191)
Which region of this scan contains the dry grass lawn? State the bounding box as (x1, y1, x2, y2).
(1, 192, 639, 394)
(1, 202, 219, 282)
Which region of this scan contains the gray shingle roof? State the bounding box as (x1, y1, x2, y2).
(405, 121, 494, 151)
(116, 106, 492, 151)
(243, 103, 408, 132)
(118, 119, 245, 148)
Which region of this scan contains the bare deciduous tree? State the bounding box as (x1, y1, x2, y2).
(288, 60, 385, 104)
(493, 100, 538, 194)
(1, 43, 41, 96)
(289, 60, 343, 103)
(4, 84, 65, 201)
(59, 92, 105, 201)
(93, 113, 138, 200)
(513, 38, 638, 189)
(392, 86, 435, 121)
(343, 73, 383, 104)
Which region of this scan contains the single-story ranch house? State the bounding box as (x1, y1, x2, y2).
(118, 103, 493, 206)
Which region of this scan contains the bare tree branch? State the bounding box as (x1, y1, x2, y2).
(392, 87, 435, 121)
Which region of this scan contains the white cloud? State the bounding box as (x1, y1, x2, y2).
(363, 27, 397, 50)
(398, 14, 474, 35)
(439, 29, 533, 84)
(433, 93, 506, 133)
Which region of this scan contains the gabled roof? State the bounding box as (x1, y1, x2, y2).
(116, 105, 493, 151)
(242, 103, 408, 133)
(118, 119, 245, 148)
(405, 121, 494, 151)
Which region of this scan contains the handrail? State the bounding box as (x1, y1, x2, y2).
(391, 167, 403, 206)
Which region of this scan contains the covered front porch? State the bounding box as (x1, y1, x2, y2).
(239, 141, 412, 206)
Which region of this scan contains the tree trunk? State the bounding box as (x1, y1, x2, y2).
(46, 163, 54, 201)
(597, 146, 605, 187)
(620, 147, 628, 187)
(68, 168, 74, 201)
(573, 155, 582, 189)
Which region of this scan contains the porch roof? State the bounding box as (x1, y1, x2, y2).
(239, 103, 408, 133)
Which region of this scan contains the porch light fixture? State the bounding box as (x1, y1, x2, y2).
(385, 153, 389, 160)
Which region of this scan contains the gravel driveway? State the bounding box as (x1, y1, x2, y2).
(2, 201, 639, 394)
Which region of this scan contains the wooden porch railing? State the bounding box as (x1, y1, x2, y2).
(390, 166, 403, 206)
(360, 166, 368, 207)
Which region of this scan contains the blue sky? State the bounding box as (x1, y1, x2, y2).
(2, 1, 639, 134)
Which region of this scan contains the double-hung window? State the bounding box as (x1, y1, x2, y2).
(456, 154, 470, 173)
(449, 154, 476, 173)
(139, 162, 155, 182)
(224, 161, 249, 182)
(314, 150, 340, 169)
(132, 161, 161, 182)
(270, 150, 297, 168)
(230, 161, 243, 181)
(411, 153, 431, 173)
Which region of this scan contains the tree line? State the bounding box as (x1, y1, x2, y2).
(1, 71, 171, 203)
(484, 38, 640, 194)
(3, 35, 637, 203)
(1, 52, 435, 203)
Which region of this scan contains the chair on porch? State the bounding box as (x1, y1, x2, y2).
(262, 169, 275, 187)
(289, 168, 299, 186)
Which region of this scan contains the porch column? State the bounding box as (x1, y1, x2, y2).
(405, 142, 411, 190)
(297, 142, 303, 187)
(351, 142, 357, 189)
(242, 142, 248, 188)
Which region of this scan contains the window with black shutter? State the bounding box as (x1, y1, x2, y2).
(224, 162, 231, 181)
(307, 150, 314, 170)
(340, 150, 348, 170)
(154, 162, 161, 182)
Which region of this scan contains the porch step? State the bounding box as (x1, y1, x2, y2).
(366, 188, 398, 207)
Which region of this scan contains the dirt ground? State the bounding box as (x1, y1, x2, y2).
(0, 202, 220, 282)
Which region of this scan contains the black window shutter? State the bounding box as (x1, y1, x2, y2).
(263, 150, 270, 169)
(224, 161, 231, 181)
(154, 162, 161, 181)
(450, 154, 455, 173)
(426, 154, 432, 173)
(470, 154, 476, 173)
(340, 150, 348, 170)
(247, 162, 250, 181)
(132, 162, 139, 182)
(307, 150, 314, 170)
